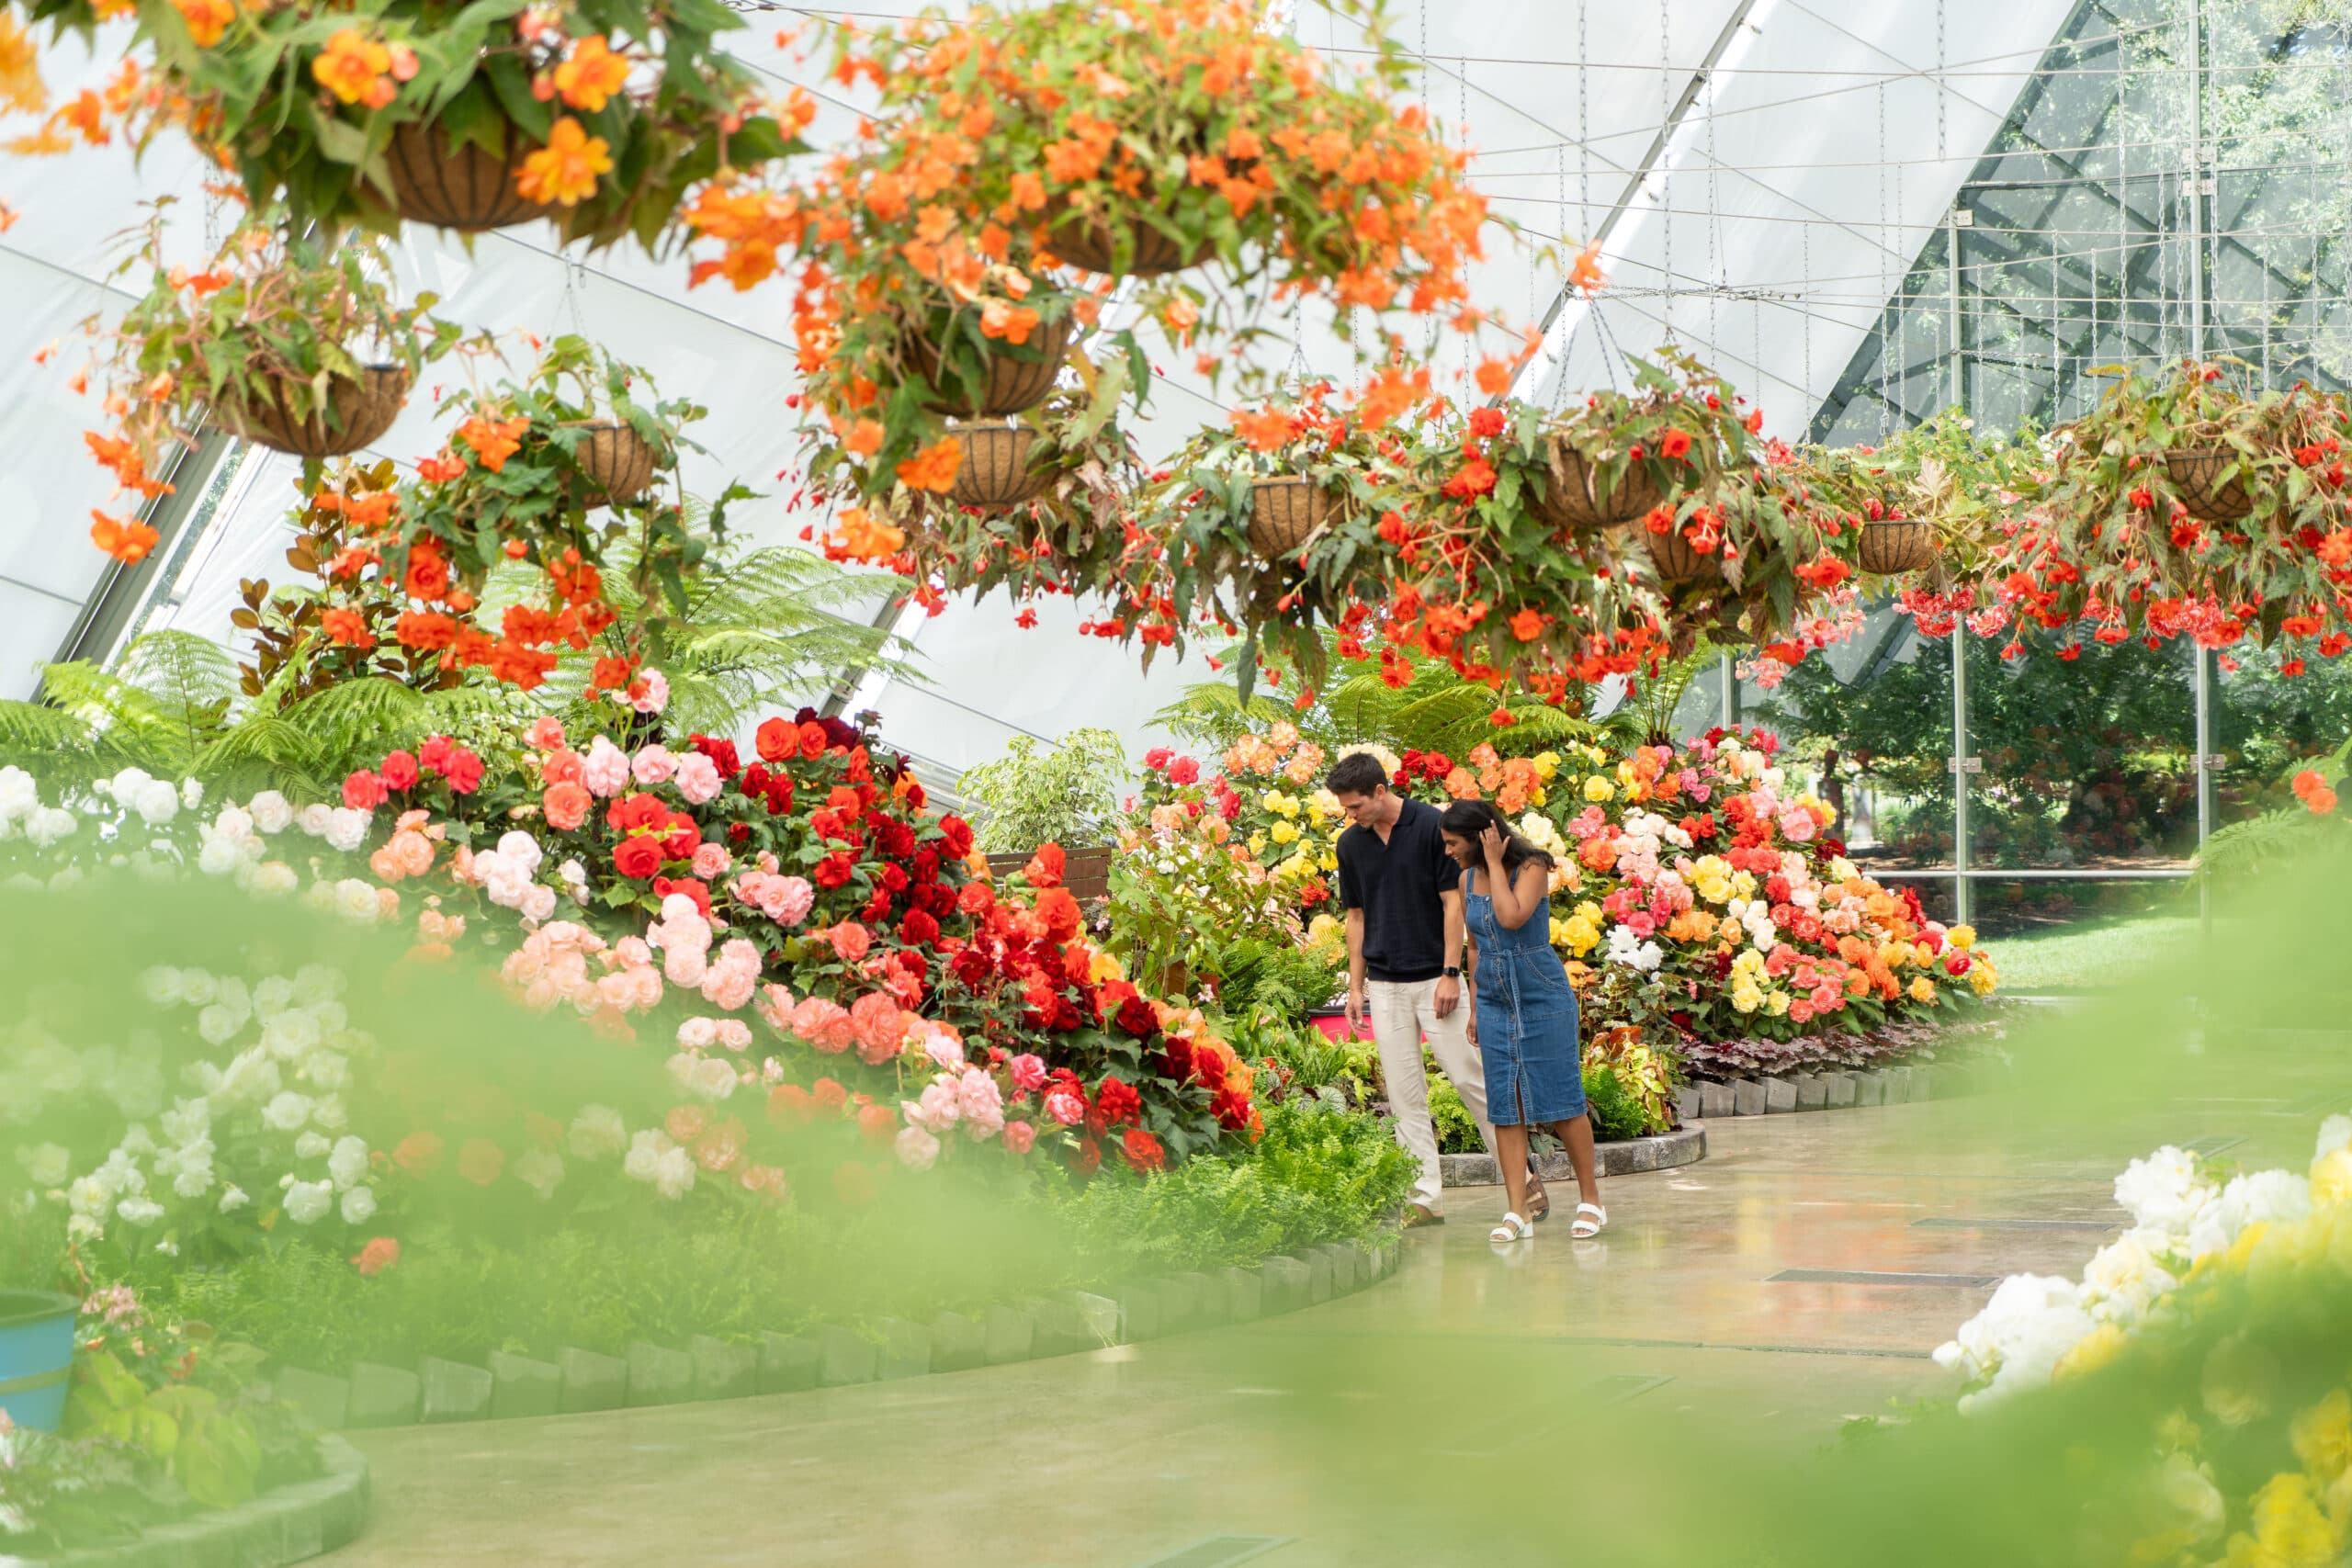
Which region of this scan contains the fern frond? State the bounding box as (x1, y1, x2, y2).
(0, 699, 96, 759)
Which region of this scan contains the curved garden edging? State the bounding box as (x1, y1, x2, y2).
(1441, 1122, 1705, 1188)
(4, 1435, 368, 1568)
(261, 1236, 1403, 1439)
(1677, 1055, 2015, 1122)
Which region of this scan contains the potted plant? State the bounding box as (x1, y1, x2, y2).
(30, 0, 809, 248)
(690, 0, 1489, 493)
(0, 1289, 79, 1432)
(369, 335, 741, 694)
(75, 209, 463, 555)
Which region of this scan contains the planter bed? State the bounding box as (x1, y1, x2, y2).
(1440, 1122, 1706, 1188)
(1, 1436, 368, 1568)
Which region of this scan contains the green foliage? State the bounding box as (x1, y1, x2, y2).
(1428, 1070, 1484, 1155)
(1202, 935, 1341, 1024)
(957, 728, 1131, 853)
(1582, 1065, 1657, 1144)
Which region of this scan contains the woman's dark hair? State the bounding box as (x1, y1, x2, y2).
(1438, 798, 1555, 878)
(1325, 751, 1391, 797)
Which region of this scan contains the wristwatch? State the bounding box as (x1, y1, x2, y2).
(1442, 965, 1462, 978)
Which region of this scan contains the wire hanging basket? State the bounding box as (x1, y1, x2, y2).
(1645, 525, 1721, 583)
(946, 423, 1047, 510)
(912, 313, 1076, 419)
(221, 364, 412, 459)
(1044, 192, 1216, 277)
(1539, 438, 1666, 530)
(1248, 477, 1336, 561)
(2165, 448, 2256, 524)
(1855, 519, 1939, 575)
(574, 422, 659, 509)
(385, 118, 554, 233)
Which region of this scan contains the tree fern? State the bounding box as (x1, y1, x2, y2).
(2198, 807, 2321, 883)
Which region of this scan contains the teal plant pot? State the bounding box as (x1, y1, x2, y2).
(0, 1291, 79, 1432)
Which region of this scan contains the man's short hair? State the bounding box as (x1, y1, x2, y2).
(1325, 750, 1389, 797)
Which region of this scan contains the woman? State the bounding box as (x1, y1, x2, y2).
(1438, 798, 1605, 1244)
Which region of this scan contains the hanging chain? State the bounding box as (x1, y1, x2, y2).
(1877, 80, 1892, 436)
(1657, 0, 1672, 342)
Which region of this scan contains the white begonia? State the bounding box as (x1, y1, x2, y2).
(294, 1131, 332, 1161)
(283, 1179, 334, 1225)
(115, 1196, 165, 1226)
(141, 966, 186, 1007)
(158, 1100, 210, 1145)
(198, 836, 243, 876)
(218, 1184, 250, 1213)
(105, 766, 149, 803)
(15, 1143, 69, 1187)
(177, 970, 217, 1009)
(622, 1128, 671, 1185)
(2316, 1114, 2352, 1163)
(323, 808, 371, 853)
(295, 964, 345, 1004)
(334, 879, 381, 923)
(251, 862, 299, 897)
(130, 779, 179, 826)
(254, 976, 296, 1016)
(247, 790, 294, 835)
(667, 1052, 740, 1102)
(180, 777, 203, 810)
(169, 1158, 214, 1200)
(653, 1145, 695, 1200)
(0, 764, 37, 823)
(304, 1051, 349, 1093)
(1934, 1272, 2098, 1413)
(215, 1050, 281, 1105)
(2114, 1146, 2215, 1248)
(297, 803, 334, 837)
(25, 807, 76, 849)
(197, 1004, 245, 1046)
(2185, 1168, 2313, 1264)
(514, 1148, 565, 1200)
(261, 1009, 322, 1061)
(310, 1094, 348, 1131)
(338, 1185, 377, 1225)
(2079, 1231, 2179, 1326)
(260, 1090, 314, 1133)
(327, 1136, 369, 1190)
(569, 1105, 628, 1161)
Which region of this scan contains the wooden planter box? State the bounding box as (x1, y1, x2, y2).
(983, 844, 1114, 904)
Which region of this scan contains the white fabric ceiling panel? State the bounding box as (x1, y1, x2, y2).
(0, 581, 85, 694)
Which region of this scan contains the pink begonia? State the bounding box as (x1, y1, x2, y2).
(921, 1027, 966, 1072)
(678, 1017, 718, 1050)
(850, 992, 906, 1065)
(1045, 1089, 1084, 1126)
(691, 841, 731, 880)
(770, 875, 814, 925)
(631, 671, 670, 716)
(701, 958, 757, 1013)
(613, 935, 653, 968)
(675, 753, 723, 805)
(526, 716, 567, 751)
(664, 944, 709, 988)
(956, 1068, 1004, 1139)
(1778, 806, 1817, 844)
(755, 983, 794, 1034)
(1009, 1054, 1048, 1093)
(582, 736, 630, 798)
(712, 1019, 753, 1052)
(1003, 1121, 1036, 1155)
(631, 746, 677, 788)
(791, 997, 855, 1053)
(916, 1079, 961, 1129)
(894, 1124, 939, 1170)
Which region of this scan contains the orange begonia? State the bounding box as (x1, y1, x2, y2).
(311, 28, 392, 108)
(88, 508, 158, 563)
(552, 35, 631, 112)
(894, 435, 963, 493)
(169, 0, 235, 48)
(515, 117, 612, 207)
(455, 414, 529, 473)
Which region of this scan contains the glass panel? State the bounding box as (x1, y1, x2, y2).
(1964, 636, 2199, 869)
(1743, 603, 1956, 874)
(2211, 648, 2352, 829)
(1963, 878, 2199, 994)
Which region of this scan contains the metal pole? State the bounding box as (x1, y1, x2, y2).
(1950, 626, 1972, 927)
(2186, 0, 2208, 361)
(1719, 650, 1738, 729)
(2194, 645, 2215, 931)
(1946, 212, 1964, 411)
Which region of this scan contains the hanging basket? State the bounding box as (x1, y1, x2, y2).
(574, 422, 659, 508)
(385, 117, 555, 233)
(1855, 519, 1939, 575)
(2165, 448, 2256, 524)
(1248, 477, 1337, 561)
(1045, 193, 1216, 277)
(912, 313, 1075, 418)
(221, 364, 411, 459)
(946, 423, 1046, 509)
(1645, 526, 1721, 583)
(1539, 437, 1666, 531)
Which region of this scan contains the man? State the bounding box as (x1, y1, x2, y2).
(1329, 750, 1544, 1227)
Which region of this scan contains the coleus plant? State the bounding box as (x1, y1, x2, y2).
(20, 0, 809, 250)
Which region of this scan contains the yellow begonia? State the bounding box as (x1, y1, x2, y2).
(1765, 991, 1790, 1016)
(2221, 1473, 2337, 1568)
(1247, 832, 1267, 858)
(1730, 983, 1762, 1014)
(1269, 819, 1298, 845)
(1969, 963, 1998, 998)
(1555, 915, 1600, 956)
(1532, 751, 1560, 781)
(2291, 1390, 2352, 1482)
(2053, 1322, 2129, 1383)
(1910, 976, 1938, 1003)
(1261, 790, 1298, 818)
(2311, 1148, 2352, 1206)
(1318, 850, 1339, 873)
(1583, 775, 1614, 803)
(1949, 923, 1978, 949)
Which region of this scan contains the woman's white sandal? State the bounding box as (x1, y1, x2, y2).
(1488, 1212, 1532, 1245)
(1570, 1202, 1607, 1239)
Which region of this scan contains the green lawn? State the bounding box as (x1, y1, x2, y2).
(1988, 912, 2202, 993)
